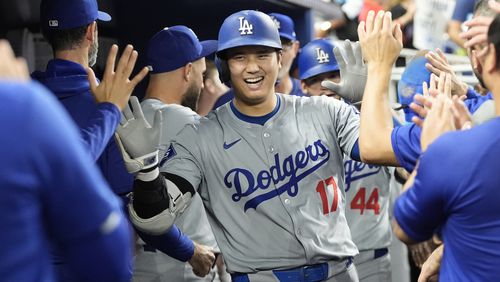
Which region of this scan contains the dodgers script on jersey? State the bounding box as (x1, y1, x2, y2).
(135, 99, 219, 280)
(164, 94, 360, 273)
(343, 157, 392, 251)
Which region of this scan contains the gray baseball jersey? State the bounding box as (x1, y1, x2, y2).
(133, 99, 219, 282)
(164, 94, 360, 273)
(343, 157, 392, 251)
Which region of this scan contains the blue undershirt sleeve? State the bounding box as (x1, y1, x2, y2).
(350, 139, 361, 161)
(136, 225, 195, 262)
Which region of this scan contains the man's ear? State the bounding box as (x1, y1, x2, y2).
(204, 77, 215, 93)
(85, 21, 97, 44)
(183, 62, 193, 82)
(471, 49, 483, 75)
(292, 40, 300, 56)
(277, 50, 283, 69)
(300, 80, 308, 94)
(487, 43, 497, 74)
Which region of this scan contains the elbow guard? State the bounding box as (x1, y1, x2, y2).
(128, 173, 194, 235)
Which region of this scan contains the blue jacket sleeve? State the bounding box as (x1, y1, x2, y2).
(464, 91, 493, 113)
(31, 83, 132, 281)
(393, 139, 450, 242)
(80, 102, 121, 162)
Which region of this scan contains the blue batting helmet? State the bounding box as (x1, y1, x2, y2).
(298, 39, 339, 80)
(397, 56, 431, 122)
(217, 10, 282, 56)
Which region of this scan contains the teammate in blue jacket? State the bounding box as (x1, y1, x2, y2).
(33, 0, 196, 279)
(0, 40, 131, 282)
(393, 13, 500, 281)
(355, 6, 494, 173)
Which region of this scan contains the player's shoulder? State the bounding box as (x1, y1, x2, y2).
(279, 93, 342, 108)
(142, 99, 199, 121)
(424, 118, 500, 165)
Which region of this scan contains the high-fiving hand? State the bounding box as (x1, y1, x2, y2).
(87, 44, 149, 110)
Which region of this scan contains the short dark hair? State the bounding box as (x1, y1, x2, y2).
(41, 24, 90, 52)
(488, 14, 500, 66)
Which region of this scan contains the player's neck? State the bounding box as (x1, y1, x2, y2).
(491, 85, 500, 116)
(275, 75, 292, 94)
(54, 49, 89, 68)
(146, 75, 184, 105)
(233, 93, 277, 117)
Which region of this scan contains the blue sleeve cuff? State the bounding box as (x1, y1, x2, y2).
(136, 225, 195, 262)
(97, 102, 121, 126)
(350, 140, 361, 161)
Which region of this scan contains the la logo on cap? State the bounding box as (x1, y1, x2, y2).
(238, 17, 253, 35)
(315, 48, 329, 63)
(48, 20, 59, 27)
(271, 17, 280, 29)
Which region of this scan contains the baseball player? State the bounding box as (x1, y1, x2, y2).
(297, 39, 341, 97)
(299, 39, 393, 281)
(0, 40, 132, 282)
(120, 10, 364, 282)
(133, 26, 221, 282)
(33, 0, 197, 279)
(212, 12, 304, 109)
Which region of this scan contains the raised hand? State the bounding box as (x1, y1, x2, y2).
(451, 96, 473, 130)
(411, 72, 452, 128)
(87, 44, 149, 110)
(0, 40, 29, 81)
(115, 96, 162, 173)
(358, 10, 403, 68)
(188, 242, 216, 277)
(321, 40, 367, 104)
(461, 16, 494, 49)
(420, 94, 455, 151)
(425, 49, 468, 97)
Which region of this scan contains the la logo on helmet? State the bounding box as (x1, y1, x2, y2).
(271, 17, 280, 29)
(315, 48, 329, 63)
(238, 17, 253, 35)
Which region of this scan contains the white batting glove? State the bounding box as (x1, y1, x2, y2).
(321, 40, 367, 104)
(115, 96, 162, 174)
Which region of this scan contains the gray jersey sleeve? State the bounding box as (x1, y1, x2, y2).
(327, 98, 360, 157)
(162, 124, 205, 191)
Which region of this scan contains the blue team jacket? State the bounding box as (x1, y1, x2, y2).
(32, 59, 132, 196)
(32, 59, 194, 272)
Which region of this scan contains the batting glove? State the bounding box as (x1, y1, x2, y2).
(321, 40, 367, 104)
(115, 96, 162, 174)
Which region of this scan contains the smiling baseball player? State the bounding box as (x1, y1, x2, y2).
(118, 10, 367, 282)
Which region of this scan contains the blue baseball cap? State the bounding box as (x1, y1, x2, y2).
(298, 39, 339, 80)
(147, 26, 217, 74)
(40, 0, 111, 30)
(397, 56, 432, 122)
(268, 13, 296, 41)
